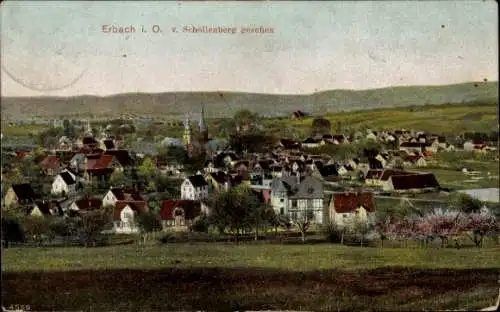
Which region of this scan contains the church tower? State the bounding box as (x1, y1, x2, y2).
(182, 113, 193, 146)
(198, 103, 209, 144)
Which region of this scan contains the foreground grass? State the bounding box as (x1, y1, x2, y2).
(2, 244, 500, 311)
(3, 243, 500, 272)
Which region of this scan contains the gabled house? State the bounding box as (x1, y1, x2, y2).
(329, 192, 375, 227)
(39, 155, 64, 176)
(270, 175, 324, 224)
(106, 201, 149, 234)
(205, 171, 232, 192)
(181, 175, 209, 200)
(3, 183, 40, 207)
(102, 187, 145, 208)
(402, 155, 427, 167)
(384, 173, 440, 192)
(84, 154, 121, 182)
(29, 200, 63, 217)
(51, 170, 77, 196)
(160, 199, 205, 231)
(364, 169, 384, 186)
(69, 198, 103, 213)
(103, 150, 134, 168)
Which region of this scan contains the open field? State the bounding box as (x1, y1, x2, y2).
(419, 167, 499, 190)
(2, 244, 499, 311)
(265, 101, 498, 135)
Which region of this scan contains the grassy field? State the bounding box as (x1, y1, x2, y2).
(0, 124, 47, 136)
(3, 244, 500, 311)
(265, 101, 498, 136)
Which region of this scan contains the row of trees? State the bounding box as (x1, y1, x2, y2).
(375, 208, 499, 248)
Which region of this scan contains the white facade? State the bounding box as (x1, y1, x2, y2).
(103, 205, 141, 234)
(181, 179, 208, 200)
(51, 173, 76, 196)
(102, 190, 119, 207)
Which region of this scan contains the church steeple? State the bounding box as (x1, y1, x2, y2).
(182, 113, 192, 145)
(199, 103, 208, 142)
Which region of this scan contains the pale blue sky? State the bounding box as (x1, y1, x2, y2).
(1, 1, 498, 96)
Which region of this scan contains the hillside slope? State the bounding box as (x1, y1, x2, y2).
(1, 81, 497, 119)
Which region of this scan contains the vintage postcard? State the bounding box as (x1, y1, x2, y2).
(1, 1, 499, 311)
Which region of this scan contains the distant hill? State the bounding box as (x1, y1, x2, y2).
(1, 81, 497, 120)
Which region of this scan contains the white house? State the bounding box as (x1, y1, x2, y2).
(103, 202, 148, 234)
(329, 192, 375, 228)
(270, 174, 324, 224)
(181, 175, 209, 200)
(51, 170, 77, 196)
(102, 187, 145, 208)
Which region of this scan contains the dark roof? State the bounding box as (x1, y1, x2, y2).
(207, 172, 230, 185)
(59, 171, 76, 185)
(303, 138, 321, 143)
(379, 169, 416, 181)
(109, 188, 144, 201)
(319, 164, 338, 177)
(271, 176, 323, 199)
(187, 175, 208, 187)
(279, 139, 301, 149)
(103, 139, 115, 149)
(390, 173, 440, 190)
(104, 150, 134, 166)
(73, 198, 103, 211)
(368, 158, 383, 169)
(400, 142, 430, 148)
(332, 192, 375, 213)
(365, 169, 384, 180)
(160, 200, 201, 220)
(11, 184, 39, 201)
(82, 137, 98, 145)
(33, 200, 63, 216)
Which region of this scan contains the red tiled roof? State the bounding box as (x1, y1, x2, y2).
(15, 151, 29, 158)
(113, 201, 149, 221)
(160, 200, 201, 220)
(39, 155, 62, 169)
(86, 155, 115, 170)
(73, 198, 102, 211)
(332, 192, 375, 213)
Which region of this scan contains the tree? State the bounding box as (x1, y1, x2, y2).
(207, 187, 256, 241)
(73, 210, 110, 247)
(453, 193, 483, 213)
(21, 216, 53, 246)
(1, 215, 25, 246)
(459, 210, 499, 248)
(136, 211, 162, 244)
(138, 157, 157, 179)
(109, 170, 131, 188)
(311, 118, 331, 137)
(290, 209, 315, 244)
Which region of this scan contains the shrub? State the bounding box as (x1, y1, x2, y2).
(323, 223, 344, 243)
(190, 214, 210, 233)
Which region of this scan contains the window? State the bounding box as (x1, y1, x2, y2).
(280, 208, 284, 215)
(280, 198, 284, 203)
(292, 200, 297, 208)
